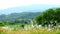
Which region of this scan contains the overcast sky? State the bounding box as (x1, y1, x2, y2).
(0, 0, 60, 9)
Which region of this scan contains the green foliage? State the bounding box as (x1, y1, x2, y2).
(0, 21, 10, 26)
(36, 8, 60, 26)
(0, 22, 4, 26)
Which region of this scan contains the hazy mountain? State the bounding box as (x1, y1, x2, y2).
(0, 4, 60, 15)
(0, 12, 41, 23)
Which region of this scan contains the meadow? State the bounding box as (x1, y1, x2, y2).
(0, 26, 60, 34)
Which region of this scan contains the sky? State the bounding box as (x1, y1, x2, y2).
(0, 0, 60, 9)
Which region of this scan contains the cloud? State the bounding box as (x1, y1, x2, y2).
(0, 0, 60, 9)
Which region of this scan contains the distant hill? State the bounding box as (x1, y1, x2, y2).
(0, 12, 41, 23)
(0, 4, 60, 24)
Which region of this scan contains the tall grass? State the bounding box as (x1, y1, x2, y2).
(0, 27, 60, 34)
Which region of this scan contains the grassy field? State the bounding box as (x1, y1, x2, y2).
(0, 27, 60, 34)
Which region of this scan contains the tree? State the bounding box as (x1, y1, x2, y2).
(35, 8, 60, 27)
